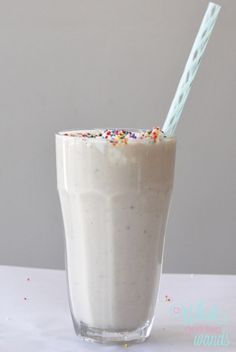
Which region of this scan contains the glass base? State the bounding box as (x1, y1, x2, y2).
(73, 319, 153, 344)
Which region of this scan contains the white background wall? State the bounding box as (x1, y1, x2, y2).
(0, 0, 235, 273)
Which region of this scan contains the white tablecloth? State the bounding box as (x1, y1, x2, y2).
(0, 266, 235, 351)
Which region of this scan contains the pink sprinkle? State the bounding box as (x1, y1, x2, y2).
(174, 306, 180, 314)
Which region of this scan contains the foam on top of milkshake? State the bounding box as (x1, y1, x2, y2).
(60, 127, 167, 145)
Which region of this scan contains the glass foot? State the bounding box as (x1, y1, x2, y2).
(73, 319, 153, 344)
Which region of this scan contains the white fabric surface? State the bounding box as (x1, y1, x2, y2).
(0, 266, 235, 351)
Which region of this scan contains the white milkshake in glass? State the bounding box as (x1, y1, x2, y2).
(56, 128, 176, 343)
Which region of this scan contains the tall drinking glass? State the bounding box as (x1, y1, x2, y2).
(56, 129, 176, 343)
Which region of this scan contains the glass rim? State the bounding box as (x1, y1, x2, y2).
(56, 128, 176, 141)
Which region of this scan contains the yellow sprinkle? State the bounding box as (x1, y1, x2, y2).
(122, 343, 128, 348)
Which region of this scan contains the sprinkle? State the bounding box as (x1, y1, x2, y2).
(165, 295, 172, 302)
(62, 128, 166, 146)
(122, 343, 128, 348)
(174, 306, 180, 314)
(24, 297, 27, 301)
(27, 277, 30, 281)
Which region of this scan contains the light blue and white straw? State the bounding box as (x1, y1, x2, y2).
(162, 2, 221, 137)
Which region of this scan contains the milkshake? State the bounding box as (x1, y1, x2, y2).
(56, 128, 176, 343)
